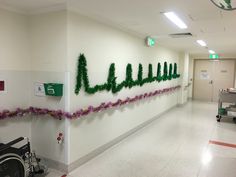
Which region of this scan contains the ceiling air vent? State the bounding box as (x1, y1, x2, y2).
(169, 32, 193, 38)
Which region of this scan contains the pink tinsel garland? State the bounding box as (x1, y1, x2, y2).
(0, 85, 180, 120)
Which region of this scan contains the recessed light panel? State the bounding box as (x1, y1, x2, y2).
(164, 12, 187, 29)
(208, 50, 215, 54)
(197, 40, 207, 47)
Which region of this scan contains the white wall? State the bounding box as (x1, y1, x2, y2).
(0, 9, 30, 70)
(0, 8, 184, 170)
(0, 8, 31, 142)
(30, 11, 67, 72)
(29, 11, 68, 164)
(67, 11, 181, 164)
(178, 52, 189, 103)
(0, 9, 68, 165)
(188, 56, 194, 98)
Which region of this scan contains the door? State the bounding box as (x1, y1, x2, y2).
(193, 60, 235, 102)
(193, 60, 214, 101)
(212, 60, 235, 102)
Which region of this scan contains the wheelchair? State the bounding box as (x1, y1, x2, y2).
(0, 137, 47, 177)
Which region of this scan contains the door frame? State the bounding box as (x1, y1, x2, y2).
(193, 59, 236, 101)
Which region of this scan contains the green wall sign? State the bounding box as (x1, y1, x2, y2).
(209, 54, 219, 59)
(44, 83, 63, 96)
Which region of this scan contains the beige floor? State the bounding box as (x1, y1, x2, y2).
(46, 101, 236, 177)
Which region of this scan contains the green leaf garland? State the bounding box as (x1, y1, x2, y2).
(173, 63, 180, 78)
(148, 64, 153, 80)
(75, 54, 90, 94)
(162, 62, 168, 81)
(75, 54, 181, 95)
(107, 63, 116, 91)
(168, 63, 173, 80)
(156, 63, 162, 82)
(137, 64, 143, 86)
(125, 64, 133, 88)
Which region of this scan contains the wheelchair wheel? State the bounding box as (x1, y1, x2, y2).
(0, 153, 26, 177)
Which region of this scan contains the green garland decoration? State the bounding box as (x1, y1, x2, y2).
(75, 54, 90, 95)
(148, 64, 153, 81)
(156, 63, 162, 82)
(125, 64, 133, 88)
(168, 63, 173, 80)
(137, 64, 143, 86)
(107, 63, 116, 91)
(173, 63, 180, 78)
(162, 62, 168, 81)
(75, 54, 181, 95)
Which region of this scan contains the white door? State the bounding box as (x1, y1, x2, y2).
(212, 60, 235, 102)
(193, 60, 235, 102)
(194, 60, 214, 101)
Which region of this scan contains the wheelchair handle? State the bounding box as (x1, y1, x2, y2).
(0, 137, 25, 152)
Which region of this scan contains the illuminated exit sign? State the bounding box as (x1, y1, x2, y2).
(209, 54, 219, 59)
(145, 37, 155, 47)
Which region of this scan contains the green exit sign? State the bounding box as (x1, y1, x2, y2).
(209, 54, 219, 59)
(146, 37, 155, 47)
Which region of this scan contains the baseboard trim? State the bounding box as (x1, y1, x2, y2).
(67, 104, 177, 172)
(177, 100, 189, 107)
(39, 156, 67, 173)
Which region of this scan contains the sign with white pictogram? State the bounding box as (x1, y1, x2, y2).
(34, 82, 45, 96)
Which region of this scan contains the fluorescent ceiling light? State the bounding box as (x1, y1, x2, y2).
(164, 12, 187, 29)
(197, 40, 207, 47)
(209, 50, 215, 54)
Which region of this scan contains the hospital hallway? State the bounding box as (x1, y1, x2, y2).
(2, 1, 236, 176)
(48, 101, 236, 177)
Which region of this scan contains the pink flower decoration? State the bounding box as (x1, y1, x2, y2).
(103, 103, 109, 109)
(0, 85, 181, 120)
(64, 112, 73, 119)
(138, 95, 143, 100)
(112, 102, 119, 107)
(88, 106, 94, 111)
(81, 109, 90, 116)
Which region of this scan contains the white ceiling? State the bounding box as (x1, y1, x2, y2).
(0, 0, 66, 13)
(1, 0, 236, 56)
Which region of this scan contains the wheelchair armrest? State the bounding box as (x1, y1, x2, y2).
(0, 137, 25, 152)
